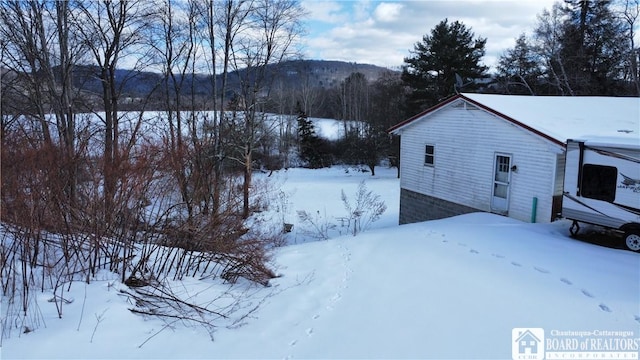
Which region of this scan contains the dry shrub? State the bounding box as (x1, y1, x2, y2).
(1, 135, 71, 233)
(1, 120, 278, 337)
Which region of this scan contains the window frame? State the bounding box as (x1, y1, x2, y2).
(424, 144, 435, 166)
(580, 164, 617, 203)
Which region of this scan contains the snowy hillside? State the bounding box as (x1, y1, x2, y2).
(2, 167, 639, 359)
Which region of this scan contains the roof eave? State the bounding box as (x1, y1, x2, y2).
(387, 94, 463, 134)
(459, 94, 566, 148)
(388, 93, 568, 149)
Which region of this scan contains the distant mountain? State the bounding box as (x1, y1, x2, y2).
(253, 59, 394, 89)
(66, 60, 395, 99)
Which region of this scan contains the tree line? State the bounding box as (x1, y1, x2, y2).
(287, 0, 640, 176)
(494, 0, 639, 97)
(291, 0, 636, 178)
(333, 0, 640, 121)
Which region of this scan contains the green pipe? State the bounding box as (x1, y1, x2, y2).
(531, 197, 538, 223)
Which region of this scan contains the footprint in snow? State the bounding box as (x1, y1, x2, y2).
(533, 266, 550, 274)
(511, 261, 522, 267)
(581, 289, 594, 298)
(457, 242, 467, 247)
(470, 249, 479, 254)
(442, 239, 448, 243)
(560, 278, 573, 285)
(312, 314, 319, 320)
(306, 328, 313, 337)
(491, 253, 505, 259)
(634, 315, 640, 324)
(289, 340, 297, 347)
(599, 304, 612, 312)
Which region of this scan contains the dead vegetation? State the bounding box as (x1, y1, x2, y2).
(0, 116, 282, 341)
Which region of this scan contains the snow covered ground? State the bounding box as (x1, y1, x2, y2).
(2, 166, 639, 359)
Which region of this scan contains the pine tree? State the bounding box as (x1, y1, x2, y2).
(401, 19, 488, 115)
(559, 0, 628, 95)
(296, 106, 329, 169)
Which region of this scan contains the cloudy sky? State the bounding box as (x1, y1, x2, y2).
(299, 0, 557, 72)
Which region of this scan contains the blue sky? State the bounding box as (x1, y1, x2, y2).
(299, 0, 557, 71)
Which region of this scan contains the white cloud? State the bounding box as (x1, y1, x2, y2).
(374, 2, 403, 23)
(302, 0, 558, 70)
(300, 0, 348, 24)
(352, 0, 374, 21)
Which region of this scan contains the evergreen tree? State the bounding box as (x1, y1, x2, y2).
(559, 0, 628, 95)
(401, 19, 488, 115)
(296, 106, 329, 169)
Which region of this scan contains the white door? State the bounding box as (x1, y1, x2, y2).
(491, 154, 512, 213)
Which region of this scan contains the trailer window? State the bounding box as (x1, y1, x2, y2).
(581, 164, 617, 202)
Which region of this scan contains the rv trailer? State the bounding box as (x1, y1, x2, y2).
(562, 138, 640, 251)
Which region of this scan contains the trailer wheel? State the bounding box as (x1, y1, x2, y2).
(624, 231, 640, 252)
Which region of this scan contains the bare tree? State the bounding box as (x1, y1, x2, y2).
(153, 0, 197, 218)
(340, 72, 369, 124)
(296, 64, 324, 117)
(0, 1, 82, 160)
(67, 0, 159, 284)
(211, 0, 252, 216)
(495, 33, 543, 95)
(72, 0, 156, 223)
(0, 0, 88, 228)
(615, 0, 640, 94)
(0, 1, 53, 143)
(533, 3, 576, 95)
(270, 80, 297, 167)
(1, 0, 282, 338)
(229, 0, 305, 218)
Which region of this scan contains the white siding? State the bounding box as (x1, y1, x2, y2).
(397, 99, 564, 223)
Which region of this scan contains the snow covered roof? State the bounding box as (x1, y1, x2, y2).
(389, 93, 640, 147)
(577, 136, 640, 149)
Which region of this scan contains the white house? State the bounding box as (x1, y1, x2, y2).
(388, 93, 640, 224)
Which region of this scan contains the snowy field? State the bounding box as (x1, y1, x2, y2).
(2, 166, 639, 359)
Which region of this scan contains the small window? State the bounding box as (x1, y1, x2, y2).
(424, 144, 435, 166)
(581, 164, 617, 202)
